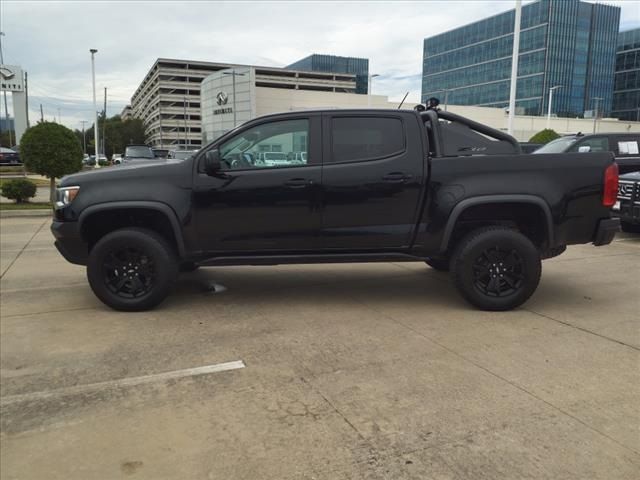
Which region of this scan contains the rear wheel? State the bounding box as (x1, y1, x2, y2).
(450, 226, 541, 311)
(87, 227, 178, 311)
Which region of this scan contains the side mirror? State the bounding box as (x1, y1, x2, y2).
(578, 145, 591, 153)
(203, 149, 221, 175)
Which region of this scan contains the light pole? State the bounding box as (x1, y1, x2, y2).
(90, 49, 99, 159)
(430, 88, 455, 111)
(546, 85, 563, 129)
(507, 0, 522, 135)
(592, 97, 603, 134)
(223, 69, 245, 129)
(367, 74, 380, 107)
(80, 120, 87, 154)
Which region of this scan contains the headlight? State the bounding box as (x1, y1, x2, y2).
(55, 186, 80, 208)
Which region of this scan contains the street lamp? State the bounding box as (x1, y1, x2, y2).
(222, 69, 245, 128)
(367, 74, 380, 107)
(592, 97, 603, 134)
(546, 85, 563, 129)
(430, 88, 455, 111)
(90, 49, 99, 160)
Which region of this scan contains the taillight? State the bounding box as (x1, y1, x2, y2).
(602, 162, 618, 207)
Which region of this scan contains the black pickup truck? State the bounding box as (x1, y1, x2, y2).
(51, 108, 620, 312)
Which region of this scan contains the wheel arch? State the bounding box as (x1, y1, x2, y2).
(78, 201, 186, 258)
(440, 195, 554, 253)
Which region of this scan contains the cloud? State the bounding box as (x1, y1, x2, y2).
(2, 0, 638, 129)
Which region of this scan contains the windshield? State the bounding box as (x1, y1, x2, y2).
(125, 146, 154, 158)
(532, 137, 577, 154)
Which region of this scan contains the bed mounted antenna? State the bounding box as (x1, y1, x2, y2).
(397, 92, 410, 109)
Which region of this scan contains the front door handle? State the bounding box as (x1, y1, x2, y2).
(382, 172, 411, 183)
(284, 178, 313, 188)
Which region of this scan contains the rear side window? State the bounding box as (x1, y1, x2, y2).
(331, 117, 404, 163)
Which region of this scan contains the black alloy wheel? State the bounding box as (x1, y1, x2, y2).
(103, 247, 155, 298)
(87, 227, 178, 311)
(450, 226, 541, 311)
(472, 247, 524, 297)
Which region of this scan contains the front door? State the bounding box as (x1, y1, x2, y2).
(192, 115, 322, 253)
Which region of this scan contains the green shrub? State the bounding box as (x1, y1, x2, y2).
(529, 129, 560, 144)
(1, 178, 37, 203)
(98, 159, 110, 167)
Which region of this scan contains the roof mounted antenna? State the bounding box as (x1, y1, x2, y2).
(397, 92, 410, 109)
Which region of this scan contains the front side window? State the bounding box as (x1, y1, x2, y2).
(219, 119, 309, 170)
(330, 117, 405, 163)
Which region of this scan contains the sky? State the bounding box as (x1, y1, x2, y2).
(1, 0, 639, 131)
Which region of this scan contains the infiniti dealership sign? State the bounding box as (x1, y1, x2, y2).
(0, 65, 24, 92)
(214, 90, 232, 115)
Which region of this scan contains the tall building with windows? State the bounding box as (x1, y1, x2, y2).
(422, 0, 621, 117)
(287, 54, 369, 94)
(613, 28, 640, 121)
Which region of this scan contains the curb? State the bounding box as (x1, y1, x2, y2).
(0, 209, 52, 218)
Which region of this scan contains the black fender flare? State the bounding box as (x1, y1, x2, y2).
(78, 201, 186, 258)
(439, 195, 554, 253)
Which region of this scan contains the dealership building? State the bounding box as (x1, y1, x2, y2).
(129, 57, 370, 150)
(422, 0, 621, 118)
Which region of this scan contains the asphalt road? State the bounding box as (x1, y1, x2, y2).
(1, 216, 639, 479)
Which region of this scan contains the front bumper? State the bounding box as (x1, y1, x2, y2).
(51, 220, 88, 265)
(592, 218, 620, 246)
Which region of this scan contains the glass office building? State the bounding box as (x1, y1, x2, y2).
(422, 0, 620, 117)
(612, 28, 640, 121)
(287, 54, 369, 94)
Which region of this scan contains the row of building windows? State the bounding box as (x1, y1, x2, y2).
(424, 0, 550, 57)
(616, 50, 640, 72)
(425, 74, 543, 109)
(615, 71, 640, 91)
(424, 25, 547, 73)
(423, 50, 546, 93)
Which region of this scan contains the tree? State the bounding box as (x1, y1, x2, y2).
(529, 129, 560, 145)
(76, 116, 146, 158)
(20, 122, 83, 202)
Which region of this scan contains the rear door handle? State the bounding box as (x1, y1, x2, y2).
(284, 178, 313, 188)
(382, 172, 411, 183)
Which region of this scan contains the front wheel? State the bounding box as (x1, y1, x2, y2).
(87, 227, 178, 311)
(450, 226, 541, 311)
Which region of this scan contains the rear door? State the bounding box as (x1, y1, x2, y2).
(320, 112, 425, 250)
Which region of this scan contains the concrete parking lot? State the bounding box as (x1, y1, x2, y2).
(1, 216, 639, 479)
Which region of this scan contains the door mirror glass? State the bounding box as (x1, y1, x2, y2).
(578, 145, 591, 153)
(203, 149, 221, 175)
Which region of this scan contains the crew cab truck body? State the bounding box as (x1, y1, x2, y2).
(52, 108, 620, 312)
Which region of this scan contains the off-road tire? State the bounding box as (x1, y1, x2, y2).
(87, 227, 178, 311)
(179, 262, 200, 273)
(425, 257, 450, 271)
(541, 245, 567, 260)
(450, 226, 541, 311)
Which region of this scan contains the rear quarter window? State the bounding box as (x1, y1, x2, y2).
(330, 117, 405, 163)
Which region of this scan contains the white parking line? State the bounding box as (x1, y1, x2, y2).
(0, 360, 246, 406)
